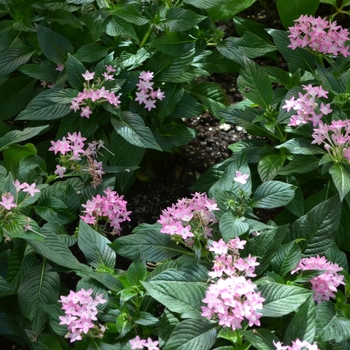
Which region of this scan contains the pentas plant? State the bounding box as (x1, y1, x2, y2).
(157, 192, 219, 257)
(59, 288, 107, 342)
(202, 238, 264, 332)
(70, 66, 121, 118)
(292, 255, 345, 304)
(129, 336, 159, 350)
(274, 339, 319, 350)
(80, 187, 131, 235)
(288, 15, 350, 57)
(49, 132, 108, 188)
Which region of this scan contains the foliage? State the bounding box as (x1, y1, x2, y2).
(1, 0, 350, 350)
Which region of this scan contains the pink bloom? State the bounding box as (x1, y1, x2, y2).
(105, 65, 116, 73)
(82, 70, 95, 81)
(80, 106, 93, 118)
(22, 183, 40, 197)
(234, 171, 249, 184)
(102, 72, 114, 81)
(56, 64, 64, 72)
(135, 90, 149, 105)
(144, 338, 159, 350)
(144, 99, 156, 111)
(0, 192, 17, 210)
(129, 336, 146, 349)
(54, 165, 66, 178)
(139, 71, 154, 81)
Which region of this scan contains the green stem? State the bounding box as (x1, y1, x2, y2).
(140, 24, 155, 49)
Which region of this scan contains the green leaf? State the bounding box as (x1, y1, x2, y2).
(126, 259, 147, 286)
(0, 125, 49, 152)
(248, 224, 289, 275)
(217, 37, 245, 66)
(110, 223, 189, 262)
(18, 260, 60, 332)
(105, 16, 138, 42)
(284, 296, 316, 344)
(237, 58, 273, 109)
(163, 318, 217, 350)
(18, 62, 59, 82)
(142, 264, 209, 318)
(50, 9, 83, 29)
(28, 224, 84, 270)
(153, 32, 195, 57)
(231, 31, 276, 59)
(78, 220, 116, 270)
(111, 112, 162, 151)
(276, 0, 320, 28)
(271, 241, 302, 277)
(0, 46, 35, 76)
(155, 84, 184, 122)
(0, 78, 36, 121)
(275, 138, 324, 155)
(259, 282, 313, 317)
(66, 53, 85, 90)
(3, 143, 37, 174)
(251, 181, 296, 209)
(36, 24, 74, 63)
(112, 3, 149, 25)
(164, 8, 206, 31)
(183, 0, 224, 9)
(16, 88, 76, 121)
(75, 43, 109, 63)
(219, 212, 249, 240)
(239, 329, 278, 350)
(269, 29, 316, 72)
(329, 163, 350, 201)
(207, 0, 257, 21)
(278, 155, 320, 176)
(258, 154, 286, 182)
(286, 195, 341, 256)
(133, 312, 159, 326)
(188, 81, 228, 118)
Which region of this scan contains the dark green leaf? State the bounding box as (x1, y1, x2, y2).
(36, 24, 74, 63)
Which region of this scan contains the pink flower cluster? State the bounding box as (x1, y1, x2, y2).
(49, 132, 105, 188)
(157, 192, 218, 241)
(312, 119, 350, 163)
(129, 336, 159, 350)
(282, 84, 332, 127)
(201, 238, 264, 330)
(288, 15, 350, 57)
(291, 255, 344, 304)
(59, 288, 107, 342)
(70, 66, 120, 118)
(0, 180, 40, 211)
(135, 71, 165, 111)
(274, 339, 319, 350)
(80, 187, 131, 235)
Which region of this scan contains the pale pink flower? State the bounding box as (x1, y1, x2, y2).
(56, 64, 64, 72)
(22, 183, 40, 197)
(82, 70, 95, 81)
(80, 106, 92, 118)
(234, 171, 249, 184)
(54, 165, 66, 178)
(0, 192, 17, 210)
(129, 336, 146, 349)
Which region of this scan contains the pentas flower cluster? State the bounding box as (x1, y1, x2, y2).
(201, 238, 265, 331)
(0, 180, 40, 211)
(49, 132, 106, 188)
(312, 119, 350, 163)
(157, 192, 218, 241)
(80, 187, 131, 235)
(282, 84, 332, 127)
(59, 288, 107, 342)
(288, 15, 350, 57)
(129, 336, 159, 350)
(291, 255, 344, 304)
(70, 65, 120, 118)
(135, 71, 165, 111)
(273, 339, 319, 350)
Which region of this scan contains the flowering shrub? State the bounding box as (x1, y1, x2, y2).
(2, 1, 350, 350)
(202, 238, 264, 330)
(292, 255, 345, 304)
(80, 187, 131, 235)
(59, 288, 107, 342)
